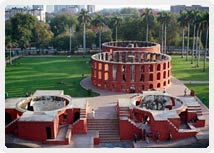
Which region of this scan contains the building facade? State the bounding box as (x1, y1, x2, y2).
(5, 7, 46, 22)
(170, 5, 209, 13)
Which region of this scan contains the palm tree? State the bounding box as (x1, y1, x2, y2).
(202, 11, 209, 72)
(185, 9, 194, 61)
(191, 9, 198, 64)
(111, 16, 122, 42)
(157, 11, 165, 53)
(92, 14, 105, 51)
(78, 9, 91, 57)
(141, 8, 154, 42)
(195, 11, 203, 67)
(178, 10, 187, 58)
(163, 12, 171, 54)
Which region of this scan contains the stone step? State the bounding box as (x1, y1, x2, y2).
(87, 122, 119, 125)
(100, 138, 120, 143)
(88, 127, 119, 130)
(100, 134, 120, 138)
(87, 119, 119, 122)
(119, 107, 129, 110)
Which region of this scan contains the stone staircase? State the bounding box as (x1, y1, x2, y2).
(80, 108, 87, 119)
(87, 119, 120, 143)
(119, 107, 130, 119)
(187, 105, 203, 116)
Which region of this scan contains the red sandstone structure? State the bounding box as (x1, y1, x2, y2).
(91, 41, 171, 93)
(5, 90, 89, 145)
(5, 90, 206, 146)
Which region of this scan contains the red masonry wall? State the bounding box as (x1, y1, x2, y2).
(17, 120, 57, 141)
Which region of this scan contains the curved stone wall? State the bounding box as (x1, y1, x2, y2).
(102, 41, 160, 53)
(91, 50, 171, 93)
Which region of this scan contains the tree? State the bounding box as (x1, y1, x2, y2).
(178, 10, 187, 58)
(5, 41, 17, 65)
(50, 13, 78, 36)
(35, 22, 54, 51)
(185, 9, 195, 61)
(78, 9, 91, 56)
(110, 15, 122, 41)
(52, 32, 77, 52)
(157, 11, 165, 53)
(195, 11, 203, 67)
(163, 12, 171, 54)
(92, 14, 105, 51)
(141, 8, 154, 42)
(190, 9, 198, 64)
(202, 11, 209, 72)
(10, 13, 38, 50)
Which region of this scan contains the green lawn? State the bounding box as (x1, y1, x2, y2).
(185, 84, 209, 108)
(171, 56, 209, 81)
(171, 56, 209, 107)
(5, 56, 209, 107)
(5, 57, 99, 98)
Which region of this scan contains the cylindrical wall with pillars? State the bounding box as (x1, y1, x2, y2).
(102, 41, 160, 53)
(91, 51, 171, 93)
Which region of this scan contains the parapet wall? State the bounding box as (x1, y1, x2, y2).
(102, 41, 160, 53)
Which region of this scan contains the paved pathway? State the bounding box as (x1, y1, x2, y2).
(181, 80, 209, 84)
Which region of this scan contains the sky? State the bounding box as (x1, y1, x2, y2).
(95, 5, 170, 11)
(6, 5, 171, 13)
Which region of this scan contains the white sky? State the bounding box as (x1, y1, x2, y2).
(95, 5, 170, 11)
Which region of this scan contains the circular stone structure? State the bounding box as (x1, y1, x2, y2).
(16, 95, 72, 112)
(132, 94, 184, 111)
(91, 50, 171, 93)
(102, 41, 160, 53)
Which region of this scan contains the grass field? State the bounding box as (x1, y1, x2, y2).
(171, 56, 209, 81)
(5, 56, 99, 98)
(5, 56, 209, 107)
(185, 84, 209, 107)
(171, 56, 209, 107)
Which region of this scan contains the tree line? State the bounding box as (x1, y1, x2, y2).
(5, 7, 209, 70)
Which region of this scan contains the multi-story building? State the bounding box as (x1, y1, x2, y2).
(170, 5, 209, 13)
(5, 7, 46, 22)
(87, 5, 95, 13)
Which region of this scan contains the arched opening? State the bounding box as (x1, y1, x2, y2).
(74, 112, 80, 122)
(149, 74, 153, 81)
(157, 64, 161, 71)
(164, 71, 166, 79)
(164, 81, 166, 86)
(163, 63, 166, 69)
(149, 84, 153, 89)
(157, 83, 161, 88)
(5, 112, 12, 125)
(140, 74, 144, 81)
(150, 65, 153, 72)
(157, 73, 161, 80)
